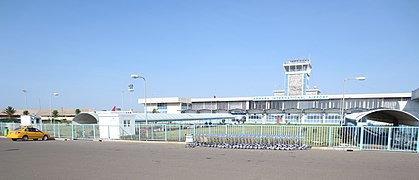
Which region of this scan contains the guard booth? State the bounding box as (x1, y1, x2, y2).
(73, 111, 136, 140)
(96, 111, 136, 139)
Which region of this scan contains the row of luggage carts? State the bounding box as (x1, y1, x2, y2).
(185, 134, 311, 150)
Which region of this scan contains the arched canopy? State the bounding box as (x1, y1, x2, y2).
(345, 109, 419, 126)
(73, 113, 99, 124)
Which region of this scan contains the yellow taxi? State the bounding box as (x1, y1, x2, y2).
(7, 126, 50, 141)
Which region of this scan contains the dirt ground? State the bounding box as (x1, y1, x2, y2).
(0, 138, 418, 180)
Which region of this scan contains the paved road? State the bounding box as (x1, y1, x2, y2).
(0, 138, 418, 180)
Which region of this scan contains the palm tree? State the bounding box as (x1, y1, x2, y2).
(2, 106, 16, 120)
(52, 110, 59, 119)
(23, 110, 29, 115)
(75, 109, 81, 115)
(52, 110, 59, 124)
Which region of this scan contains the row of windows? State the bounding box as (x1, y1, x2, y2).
(251, 98, 407, 110)
(123, 120, 131, 127)
(168, 98, 408, 112)
(248, 113, 341, 119)
(248, 113, 342, 124)
(157, 103, 167, 110)
(192, 102, 247, 110)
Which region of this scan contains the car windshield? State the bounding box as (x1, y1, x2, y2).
(14, 127, 22, 131)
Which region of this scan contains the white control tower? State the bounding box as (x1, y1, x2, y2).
(274, 59, 320, 96)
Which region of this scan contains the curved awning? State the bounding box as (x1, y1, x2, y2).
(72, 113, 99, 124)
(345, 109, 419, 126)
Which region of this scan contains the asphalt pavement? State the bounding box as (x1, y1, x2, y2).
(0, 138, 418, 180)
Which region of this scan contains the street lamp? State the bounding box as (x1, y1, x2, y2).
(50, 92, 59, 137)
(22, 90, 28, 111)
(341, 76, 366, 125)
(131, 74, 148, 125)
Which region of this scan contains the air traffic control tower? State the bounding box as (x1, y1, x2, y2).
(274, 59, 320, 96)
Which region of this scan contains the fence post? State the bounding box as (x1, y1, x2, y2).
(71, 123, 74, 140)
(93, 124, 96, 140)
(82, 125, 85, 139)
(260, 125, 263, 144)
(140, 124, 142, 141)
(178, 125, 181, 142)
(416, 127, 419, 153)
(58, 125, 61, 138)
(208, 125, 211, 134)
(387, 127, 392, 151)
(225, 125, 228, 135)
(151, 125, 154, 140)
(299, 126, 302, 145)
(359, 126, 364, 150)
(164, 125, 167, 142)
(328, 126, 332, 147)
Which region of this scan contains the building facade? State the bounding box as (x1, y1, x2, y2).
(138, 60, 419, 124)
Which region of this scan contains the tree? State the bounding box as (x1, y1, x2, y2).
(152, 108, 158, 113)
(51, 110, 59, 124)
(2, 106, 16, 119)
(52, 110, 59, 119)
(75, 109, 81, 115)
(23, 110, 29, 115)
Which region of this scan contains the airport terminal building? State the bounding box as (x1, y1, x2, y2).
(138, 60, 419, 125)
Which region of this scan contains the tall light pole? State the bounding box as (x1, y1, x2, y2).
(50, 92, 59, 137)
(131, 74, 148, 125)
(341, 76, 366, 125)
(22, 90, 28, 111)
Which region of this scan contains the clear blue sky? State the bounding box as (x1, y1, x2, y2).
(1, 0, 418, 111)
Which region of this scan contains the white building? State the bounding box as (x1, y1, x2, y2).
(138, 97, 192, 114)
(137, 59, 419, 125)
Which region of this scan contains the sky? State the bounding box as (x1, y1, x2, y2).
(1, 0, 418, 111)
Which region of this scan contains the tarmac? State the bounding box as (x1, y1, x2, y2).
(0, 138, 418, 180)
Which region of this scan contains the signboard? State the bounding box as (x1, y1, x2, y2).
(253, 95, 329, 101)
(128, 84, 134, 92)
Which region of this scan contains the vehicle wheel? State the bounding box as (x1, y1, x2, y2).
(43, 135, 48, 141)
(12, 138, 17, 141)
(22, 136, 29, 141)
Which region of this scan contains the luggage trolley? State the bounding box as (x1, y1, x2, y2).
(185, 134, 196, 148)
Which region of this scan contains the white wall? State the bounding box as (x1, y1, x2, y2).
(167, 103, 181, 114)
(97, 111, 135, 139)
(20, 116, 32, 126)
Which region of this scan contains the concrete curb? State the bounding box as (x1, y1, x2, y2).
(311, 147, 360, 151)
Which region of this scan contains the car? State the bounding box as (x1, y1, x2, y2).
(7, 126, 50, 141)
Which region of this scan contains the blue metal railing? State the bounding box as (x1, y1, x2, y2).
(1, 122, 417, 153)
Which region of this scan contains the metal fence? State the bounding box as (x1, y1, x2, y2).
(1, 123, 418, 153)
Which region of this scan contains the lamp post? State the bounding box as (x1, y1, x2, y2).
(22, 90, 28, 111)
(50, 92, 59, 137)
(341, 77, 366, 125)
(130, 74, 148, 125)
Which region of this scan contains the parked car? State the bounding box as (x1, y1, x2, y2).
(7, 126, 50, 141)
